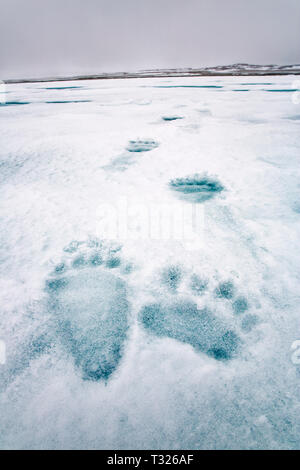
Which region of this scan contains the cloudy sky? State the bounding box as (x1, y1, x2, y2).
(1, 0, 300, 79)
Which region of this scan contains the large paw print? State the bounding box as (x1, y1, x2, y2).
(139, 265, 259, 361)
(45, 239, 132, 381)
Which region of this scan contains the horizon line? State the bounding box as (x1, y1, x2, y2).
(3, 63, 300, 84)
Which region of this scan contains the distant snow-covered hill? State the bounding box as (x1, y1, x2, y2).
(5, 63, 300, 84)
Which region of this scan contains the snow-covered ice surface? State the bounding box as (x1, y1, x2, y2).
(0, 76, 300, 449)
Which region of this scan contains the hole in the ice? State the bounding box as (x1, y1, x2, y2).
(44, 86, 84, 90)
(45, 100, 91, 104)
(162, 116, 184, 121)
(240, 83, 273, 86)
(215, 281, 235, 300)
(0, 101, 30, 106)
(169, 174, 224, 202)
(264, 89, 299, 93)
(153, 85, 223, 89)
(126, 140, 159, 153)
(140, 300, 239, 361)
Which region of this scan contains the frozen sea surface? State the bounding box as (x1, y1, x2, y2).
(0, 76, 300, 449)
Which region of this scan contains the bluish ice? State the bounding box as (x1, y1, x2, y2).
(0, 75, 300, 450)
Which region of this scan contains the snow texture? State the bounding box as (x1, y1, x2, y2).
(0, 75, 300, 449)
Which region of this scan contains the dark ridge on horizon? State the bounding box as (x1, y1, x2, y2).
(3, 63, 300, 84)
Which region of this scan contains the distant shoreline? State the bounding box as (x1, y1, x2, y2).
(4, 63, 300, 84)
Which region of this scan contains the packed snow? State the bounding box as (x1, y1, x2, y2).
(0, 75, 300, 449)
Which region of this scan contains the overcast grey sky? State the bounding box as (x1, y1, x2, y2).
(1, 0, 300, 79)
